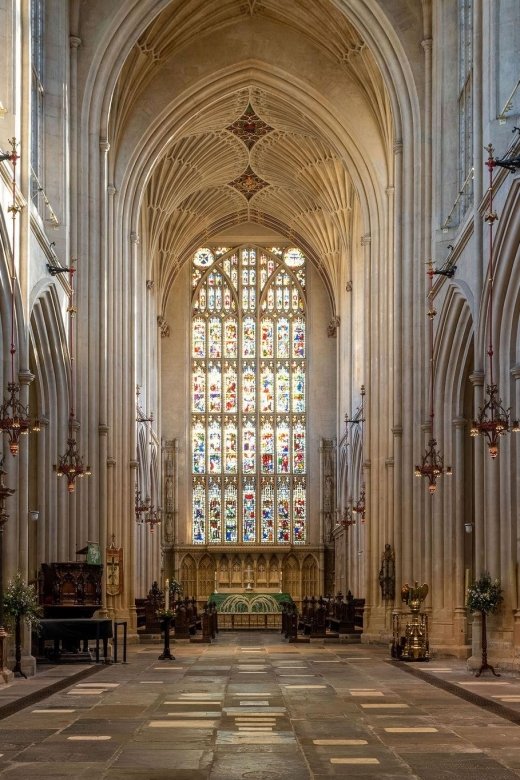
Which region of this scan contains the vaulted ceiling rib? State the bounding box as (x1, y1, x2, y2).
(110, 0, 393, 307)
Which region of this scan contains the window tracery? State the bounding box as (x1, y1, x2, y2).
(191, 245, 307, 545)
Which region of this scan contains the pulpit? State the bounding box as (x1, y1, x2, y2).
(38, 562, 103, 618)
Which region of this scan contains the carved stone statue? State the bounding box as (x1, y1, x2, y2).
(378, 543, 395, 601)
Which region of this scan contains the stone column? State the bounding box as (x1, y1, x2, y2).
(510, 365, 520, 658)
(452, 417, 468, 649)
(470, 370, 485, 574)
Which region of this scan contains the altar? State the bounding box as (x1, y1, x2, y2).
(208, 591, 294, 630)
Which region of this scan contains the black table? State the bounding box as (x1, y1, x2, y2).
(38, 618, 113, 663)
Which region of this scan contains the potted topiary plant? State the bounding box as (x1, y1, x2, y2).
(3, 573, 42, 678)
(466, 571, 503, 678)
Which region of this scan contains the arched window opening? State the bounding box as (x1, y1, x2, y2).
(191, 245, 307, 545)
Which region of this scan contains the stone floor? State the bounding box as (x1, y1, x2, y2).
(1, 633, 520, 778)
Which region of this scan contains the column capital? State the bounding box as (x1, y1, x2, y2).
(99, 138, 110, 153)
(69, 35, 82, 49)
(469, 370, 485, 387)
(421, 37, 433, 53)
(393, 140, 403, 155)
(18, 369, 34, 386)
(511, 364, 520, 380)
(452, 417, 467, 429)
(361, 234, 371, 246)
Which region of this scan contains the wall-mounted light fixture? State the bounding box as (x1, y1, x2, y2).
(470, 145, 519, 456)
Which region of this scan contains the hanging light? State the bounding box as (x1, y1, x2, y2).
(415, 262, 452, 492)
(350, 385, 366, 522)
(53, 263, 91, 491)
(135, 488, 150, 520)
(0, 138, 40, 455)
(135, 385, 157, 530)
(145, 505, 161, 531)
(339, 504, 356, 529)
(470, 144, 519, 457)
(352, 486, 366, 522)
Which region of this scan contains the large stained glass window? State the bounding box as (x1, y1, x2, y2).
(191, 246, 307, 544)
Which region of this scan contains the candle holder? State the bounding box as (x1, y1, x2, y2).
(157, 610, 175, 660)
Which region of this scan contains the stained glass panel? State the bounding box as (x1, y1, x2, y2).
(223, 253, 238, 289)
(242, 364, 256, 413)
(224, 364, 237, 413)
(193, 318, 205, 358)
(199, 285, 207, 312)
(261, 481, 275, 542)
(192, 421, 205, 474)
(261, 421, 274, 474)
(193, 481, 205, 543)
(277, 318, 290, 358)
(242, 317, 255, 357)
(193, 366, 205, 413)
(293, 421, 305, 474)
(194, 247, 214, 268)
(243, 420, 256, 473)
(208, 480, 221, 543)
(224, 421, 237, 474)
(208, 363, 222, 413)
(283, 247, 305, 268)
(208, 419, 221, 474)
(276, 419, 290, 474)
(293, 481, 306, 543)
(292, 318, 305, 358)
(292, 365, 305, 413)
(223, 285, 232, 311)
(243, 480, 256, 542)
(276, 364, 290, 413)
(209, 317, 222, 358)
(224, 482, 238, 542)
(260, 318, 273, 357)
(261, 364, 274, 412)
(277, 478, 290, 542)
(192, 245, 307, 545)
(224, 318, 237, 358)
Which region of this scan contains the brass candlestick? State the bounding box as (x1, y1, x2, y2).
(399, 581, 430, 661)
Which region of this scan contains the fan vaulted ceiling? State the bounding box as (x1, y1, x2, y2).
(111, 0, 393, 304)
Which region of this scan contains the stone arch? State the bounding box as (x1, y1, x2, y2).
(282, 553, 300, 600)
(256, 554, 267, 586)
(302, 554, 319, 597)
(432, 284, 474, 624)
(198, 553, 214, 600)
(28, 286, 70, 569)
(218, 553, 230, 587)
(268, 555, 279, 587)
(180, 553, 196, 596)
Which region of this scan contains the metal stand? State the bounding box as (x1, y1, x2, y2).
(113, 621, 128, 664)
(158, 616, 175, 660)
(475, 611, 500, 677)
(12, 616, 26, 678)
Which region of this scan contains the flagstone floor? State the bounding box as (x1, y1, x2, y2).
(2, 633, 520, 778)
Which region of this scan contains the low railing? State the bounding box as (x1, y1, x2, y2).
(217, 612, 281, 630)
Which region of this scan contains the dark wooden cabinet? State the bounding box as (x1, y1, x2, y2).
(38, 562, 103, 618)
